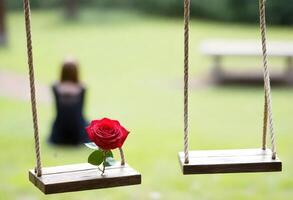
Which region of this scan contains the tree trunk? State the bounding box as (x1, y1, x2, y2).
(65, 0, 78, 19)
(0, 0, 7, 46)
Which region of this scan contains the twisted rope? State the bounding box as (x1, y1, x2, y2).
(119, 148, 126, 166)
(23, 0, 42, 176)
(259, 0, 276, 159)
(183, 0, 190, 164)
(262, 95, 268, 150)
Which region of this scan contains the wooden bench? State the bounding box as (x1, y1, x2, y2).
(200, 40, 293, 86)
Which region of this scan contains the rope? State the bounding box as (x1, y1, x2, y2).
(23, 0, 42, 176)
(183, 0, 190, 164)
(262, 94, 268, 150)
(259, 0, 277, 159)
(119, 148, 126, 166)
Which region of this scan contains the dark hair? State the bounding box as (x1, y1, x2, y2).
(60, 58, 79, 83)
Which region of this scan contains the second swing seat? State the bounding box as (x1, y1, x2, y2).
(178, 148, 282, 175)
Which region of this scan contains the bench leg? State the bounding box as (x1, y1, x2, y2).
(211, 56, 223, 81)
(286, 57, 293, 73)
(285, 57, 293, 84)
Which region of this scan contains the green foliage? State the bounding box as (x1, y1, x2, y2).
(5, 0, 293, 24)
(88, 150, 104, 166)
(267, 1, 293, 25)
(6, 0, 59, 9)
(191, 0, 293, 25)
(135, 0, 293, 25)
(105, 151, 113, 159)
(88, 149, 114, 166)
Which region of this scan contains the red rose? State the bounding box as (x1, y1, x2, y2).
(85, 118, 129, 150)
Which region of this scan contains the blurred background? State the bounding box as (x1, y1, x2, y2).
(0, 0, 293, 199)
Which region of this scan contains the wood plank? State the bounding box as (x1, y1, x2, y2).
(29, 163, 141, 194)
(179, 148, 271, 158)
(178, 148, 282, 174)
(201, 40, 293, 57)
(41, 163, 97, 174)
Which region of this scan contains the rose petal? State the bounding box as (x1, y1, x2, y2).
(85, 118, 129, 150)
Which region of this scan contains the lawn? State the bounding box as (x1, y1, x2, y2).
(0, 8, 293, 200)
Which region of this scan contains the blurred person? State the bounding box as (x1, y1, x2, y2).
(49, 57, 89, 145)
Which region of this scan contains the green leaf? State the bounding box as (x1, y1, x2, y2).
(88, 150, 104, 166)
(104, 157, 117, 167)
(84, 142, 99, 150)
(105, 151, 113, 158)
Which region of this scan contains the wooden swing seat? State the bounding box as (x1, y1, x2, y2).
(29, 163, 141, 194)
(178, 148, 282, 174)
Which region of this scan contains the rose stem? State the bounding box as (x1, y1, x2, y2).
(101, 151, 106, 175)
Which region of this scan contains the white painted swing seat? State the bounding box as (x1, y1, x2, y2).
(29, 163, 141, 194)
(178, 148, 282, 174)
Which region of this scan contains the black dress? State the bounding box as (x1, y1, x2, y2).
(49, 83, 89, 145)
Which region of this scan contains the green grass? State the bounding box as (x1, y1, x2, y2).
(1, 8, 293, 200)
